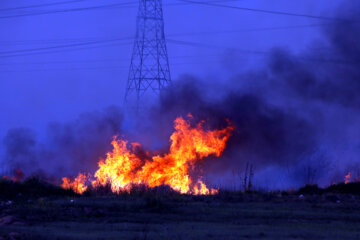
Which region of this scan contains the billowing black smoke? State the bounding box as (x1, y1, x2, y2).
(2, 2, 360, 189)
(142, 76, 318, 189)
(142, 3, 360, 188)
(152, 79, 315, 167)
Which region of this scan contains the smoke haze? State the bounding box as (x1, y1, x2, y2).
(2, 2, 360, 190)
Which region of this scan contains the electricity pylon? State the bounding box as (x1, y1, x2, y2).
(125, 0, 171, 109)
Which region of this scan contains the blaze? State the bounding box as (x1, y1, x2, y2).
(345, 172, 351, 184)
(62, 116, 234, 195)
(61, 173, 88, 194)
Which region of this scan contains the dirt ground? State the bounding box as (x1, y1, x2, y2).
(0, 192, 360, 240)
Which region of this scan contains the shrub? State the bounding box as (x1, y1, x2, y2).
(298, 184, 323, 195)
(325, 182, 360, 195)
(0, 177, 77, 200)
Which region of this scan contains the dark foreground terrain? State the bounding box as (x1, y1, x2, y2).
(1, 179, 360, 240)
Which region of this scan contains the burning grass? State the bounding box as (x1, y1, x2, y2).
(61, 115, 234, 195)
(2, 113, 360, 239)
(2, 175, 360, 239)
(3, 174, 360, 201)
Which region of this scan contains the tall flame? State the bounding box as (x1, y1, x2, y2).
(62, 116, 234, 195)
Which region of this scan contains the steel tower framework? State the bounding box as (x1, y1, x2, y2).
(125, 0, 171, 108)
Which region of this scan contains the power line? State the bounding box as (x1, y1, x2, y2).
(0, 59, 242, 74)
(0, 22, 330, 48)
(0, 37, 125, 46)
(0, 0, 242, 19)
(0, 0, 85, 12)
(0, 37, 355, 66)
(164, 0, 242, 7)
(168, 38, 266, 55)
(0, 54, 356, 74)
(0, 37, 133, 56)
(0, 22, 320, 55)
(0, 36, 355, 65)
(167, 39, 360, 65)
(168, 23, 329, 37)
(0, 1, 138, 19)
(177, 0, 352, 21)
(0, 41, 133, 59)
(0, 54, 221, 66)
(0, 0, 350, 23)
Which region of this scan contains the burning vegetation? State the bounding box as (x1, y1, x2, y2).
(61, 115, 234, 195)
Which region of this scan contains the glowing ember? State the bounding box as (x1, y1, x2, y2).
(62, 116, 234, 195)
(3, 169, 24, 182)
(345, 172, 351, 184)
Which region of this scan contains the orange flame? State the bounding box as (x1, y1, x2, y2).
(345, 172, 351, 184)
(61, 173, 88, 194)
(62, 116, 234, 195)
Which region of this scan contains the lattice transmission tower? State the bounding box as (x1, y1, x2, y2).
(125, 0, 171, 109)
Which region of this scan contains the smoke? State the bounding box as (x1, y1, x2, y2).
(2, 106, 123, 179)
(139, 2, 360, 188)
(152, 79, 315, 166)
(143, 77, 317, 189)
(2, 2, 360, 189)
(3, 128, 37, 174)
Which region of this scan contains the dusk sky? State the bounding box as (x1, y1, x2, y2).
(1, 0, 360, 188)
(0, 0, 345, 137)
(2, 3, 360, 238)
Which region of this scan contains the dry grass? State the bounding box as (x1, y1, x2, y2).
(1, 190, 360, 240)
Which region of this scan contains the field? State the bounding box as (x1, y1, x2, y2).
(1, 185, 360, 240)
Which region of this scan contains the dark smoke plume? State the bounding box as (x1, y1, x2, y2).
(2, 2, 360, 189)
(140, 2, 360, 188)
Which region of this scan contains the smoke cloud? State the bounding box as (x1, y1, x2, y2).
(2, 106, 123, 180)
(141, 2, 360, 188)
(2, 2, 360, 189)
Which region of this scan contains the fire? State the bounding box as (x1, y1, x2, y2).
(194, 180, 219, 195)
(3, 169, 24, 182)
(345, 172, 351, 184)
(62, 116, 234, 195)
(61, 173, 88, 194)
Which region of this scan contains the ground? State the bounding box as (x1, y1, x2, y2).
(1, 192, 360, 240)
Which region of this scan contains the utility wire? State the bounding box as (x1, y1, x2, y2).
(0, 0, 243, 19)
(0, 59, 237, 73)
(0, 37, 133, 56)
(0, 37, 355, 66)
(177, 0, 352, 21)
(0, 22, 330, 47)
(168, 23, 328, 37)
(0, 0, 85, 12)
(168, 38, 266, 55)
(0, 41, 133, 58)
(0, 1, 138, 19)
(0, 37, 355, 65)
(0, 37, 122, 46)
(0, 54, 222, 66)
(167, 39, 360, 65)
(162, 0, 242, 7)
